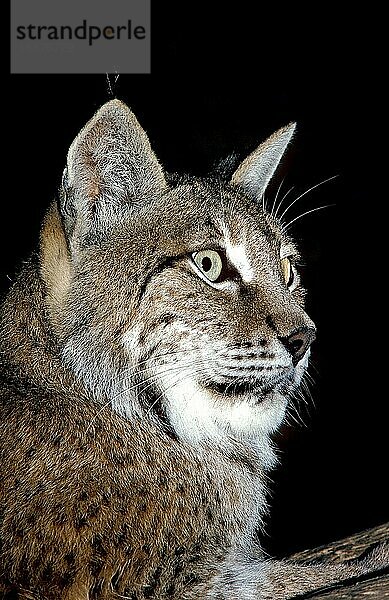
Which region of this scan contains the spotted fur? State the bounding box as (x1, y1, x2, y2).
(0, 101, 387, 598)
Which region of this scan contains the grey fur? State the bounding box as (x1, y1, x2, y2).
(0, 100, 387, 599)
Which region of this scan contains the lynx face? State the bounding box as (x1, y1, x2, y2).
(42, 100, 315, 448)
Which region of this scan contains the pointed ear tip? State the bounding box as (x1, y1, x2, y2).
(283, 122, 297, 135)
(98, 98, 131, 116)
(67, 99, 133, 164)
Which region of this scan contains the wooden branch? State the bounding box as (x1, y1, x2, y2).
(294, 574, 389, 599)
(289, 522, 389, 599)
(291, 522, 389, 563)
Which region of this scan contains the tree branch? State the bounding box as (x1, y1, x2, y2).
(288, 522, 389, 599)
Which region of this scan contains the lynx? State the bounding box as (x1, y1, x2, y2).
(0, 100, 387, 599)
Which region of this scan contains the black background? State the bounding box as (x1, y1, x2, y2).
(5, 4, 387, 557)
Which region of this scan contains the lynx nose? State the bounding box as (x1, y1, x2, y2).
(281, 326, 316, 365)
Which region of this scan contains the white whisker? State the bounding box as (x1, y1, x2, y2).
(278, 175, 338, 223)
(84, 398, 113, 436)
(270, 177, 285, 217)
(145, 364, 211, 416)
(282, 204, 335, 232)
(84, 361, 200, 435)
(261, 192, 266, 213)
(273, 185, 295, 219)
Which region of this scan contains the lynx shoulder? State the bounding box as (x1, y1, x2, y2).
(0, 100, 386, 599)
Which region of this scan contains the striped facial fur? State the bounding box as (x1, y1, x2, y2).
(45, 100, 316, 448)
(118, 191, 314, 446)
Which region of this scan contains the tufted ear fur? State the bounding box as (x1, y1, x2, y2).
(60, 99, 167, 237)
(231, 123, 296, 201)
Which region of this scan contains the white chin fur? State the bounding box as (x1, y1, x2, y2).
(162, 376, 288, 447)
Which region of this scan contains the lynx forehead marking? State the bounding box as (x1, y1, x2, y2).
(225, 239, 254, 284)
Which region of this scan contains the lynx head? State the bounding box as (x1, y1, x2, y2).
(40, 100, 315, 451)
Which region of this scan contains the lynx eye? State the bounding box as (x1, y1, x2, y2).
(280, 257, 295, 288)
(193, 250, 223, 282)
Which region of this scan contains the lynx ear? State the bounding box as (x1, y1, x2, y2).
(231, 123, 296, 201)
(61, 99, 167, 235)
